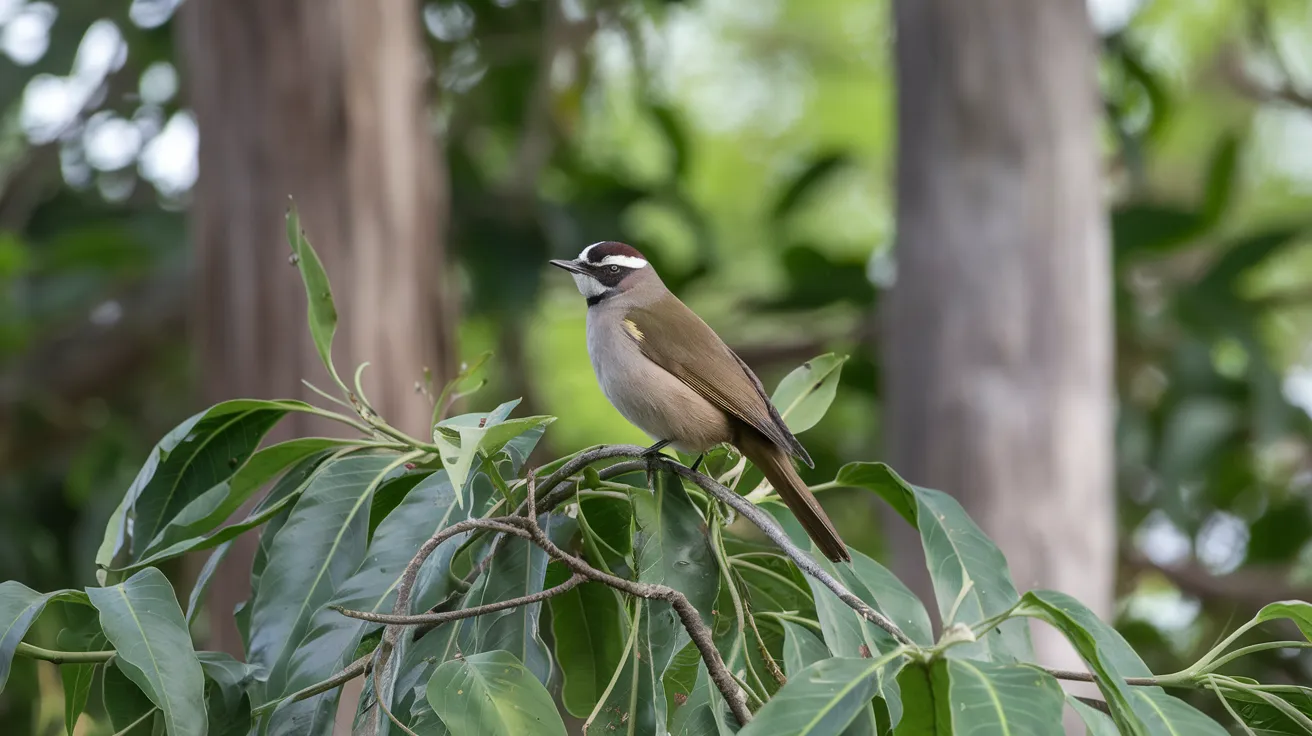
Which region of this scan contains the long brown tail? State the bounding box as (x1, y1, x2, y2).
(738, 432, 850, 562)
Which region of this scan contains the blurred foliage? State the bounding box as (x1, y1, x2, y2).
(2, 0, 1312, 731)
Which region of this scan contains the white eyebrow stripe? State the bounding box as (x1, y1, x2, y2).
(578, 242, 603, 261)
(598, 255, 648, 269)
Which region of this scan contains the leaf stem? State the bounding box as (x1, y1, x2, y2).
(1201, 640, 1312, 674)
(14, 642, 115, 664)
(110, 707, 159, 736)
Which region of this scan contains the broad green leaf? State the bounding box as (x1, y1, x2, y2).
(86, 568, 206, 736)
(432, 400, 555, 498)
(892, 663, 944, 736)
(1129, 689, 1228, 736)
(286, 202, 341, 382)
(549, 580, 628, 717)
(391, 621, 462, 731)
(268, 471, 470, 734)
(770, 354, 848, 433)
(835, 549, 933, 647)
(938, 659, 1065, 735)
(1249, 601, 1312, 641)
(142, 437, 352, 556)
(247, 453, 406, 697)
(1013, 590, 1150, 735)
(368, 468, 435, 537)
(670, 662, 738, 736)
(835, 462, 1032, 660)
(146, 449, 340, 577)
(1067, 693, 1119, 736)
(199, 652, 265, 736)
(739, 654, 906, 736)
(102, 660, 161, 735)
(95, 399, 294, 577)
(590, 468, 721, 734)
(0, 583, 88, 692)
(782, 621, 830, 677)
(455, 513, 573, 686)
(56, 605, 103, 735)
(425, 650, 567, 736)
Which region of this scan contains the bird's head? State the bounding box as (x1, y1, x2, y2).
(550, 241, 654, 305)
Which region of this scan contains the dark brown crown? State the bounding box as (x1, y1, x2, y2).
(584, 241, 645, 263)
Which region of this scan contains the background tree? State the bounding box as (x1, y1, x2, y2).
(181, 0, 454, 659)
(883, 0, 1115, 673)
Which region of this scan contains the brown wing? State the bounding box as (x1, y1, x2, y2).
(624, 301, 813, 467)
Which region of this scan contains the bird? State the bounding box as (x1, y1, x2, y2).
(550, 241, 851, 562)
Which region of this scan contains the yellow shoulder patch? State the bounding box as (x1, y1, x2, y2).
(622, 318, 644, 342)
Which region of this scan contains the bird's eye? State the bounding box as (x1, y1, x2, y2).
(609, 265, 620, 273)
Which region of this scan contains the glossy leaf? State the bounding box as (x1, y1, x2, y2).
(95, 399, 295, 577)
(938, 659, 1065, 735)
(199, 651, 265, 736)
(269, 470, 470, 733)
(432, 400, 555, 497)
(835, 462, 1032, 660)
(771, 354, 848, 434)
(0, 583, 88, 692)
(247, 453, 406, 697)
(549, 580, 628, 717)
(142, 437, 352, 557)
(425, 650, 567, 736)
(781, 621, 830, 677)
(1013, 590, 1151, 735)
(738, 654, 905, 736)
(287, 201, 341, 382)
(1129, 689, 1228, 736)
(86, 568, 206, 736)
(1249, 601, 1312, 641)
(56, 605, 103, 735)
(102, 661, 160, 735)
(456, 513, 572, 686)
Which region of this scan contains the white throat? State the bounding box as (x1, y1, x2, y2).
(571, 272, 607, 299)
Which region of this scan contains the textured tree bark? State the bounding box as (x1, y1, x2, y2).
(884, 0, 1114, 675)
(180, 0, 452, 666)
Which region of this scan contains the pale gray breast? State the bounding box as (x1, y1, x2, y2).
(585, 306, 732, 453)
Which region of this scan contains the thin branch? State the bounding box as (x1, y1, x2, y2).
(333, 574, 585, 625)
(1044, 668, 1168, 688)
(501, 509, 754, 727)
(251, 654, 372, 717)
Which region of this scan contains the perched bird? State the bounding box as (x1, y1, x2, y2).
(550, 242, 851, 562)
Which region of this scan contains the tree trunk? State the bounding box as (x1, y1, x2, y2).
(180, 0, 452, 662)
(884, 0, 1114, 674)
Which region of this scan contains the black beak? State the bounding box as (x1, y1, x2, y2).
(549, 259, 587, 275)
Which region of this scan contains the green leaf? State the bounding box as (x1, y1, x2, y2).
(86, 568, 206, 736)
(455, 513, 573, 686)
(781, 621, 830, 677)
(550, 581, 628, 717)
(1012, 590, 1150, 735)
(1249, 601, 1312, 641)
(838, 549, 934, 647)
(102, 660, 160, 735)
(286, 201, 342, 384)
(1111, 205, 1203, 258)
(56, 605, 103, 735)
(670, 662, 738, 736)
(163, 449, 340, 584)
(770, 354, 848, 434)
(96, 399, 293, 577)
(269, 470, 471, 733)
(938, 659, 1065, 735)
(247, 453, 407, 697)
(738, 654, 906, 736)
(892, 663, 945, 736)
(835, 462, 1032, 660)
(1129, 689, 1228, 735)
(1201, 133, 1240, 226)
(426, 650, 567, 736)
(1067, 693, 1119, 736)
(143, 437, 353, 556)
(199, 651, 265, 736)
(432, 400, 555, 499)
(0, 583, 89, 692)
